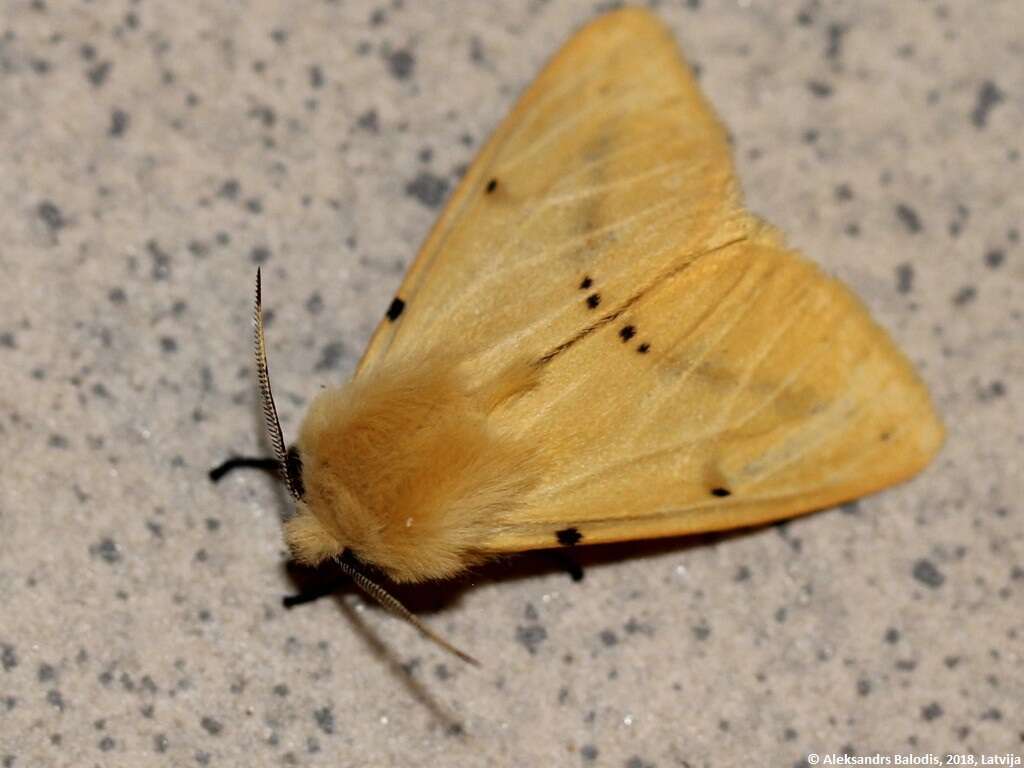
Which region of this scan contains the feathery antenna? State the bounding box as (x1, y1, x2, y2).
(336, 553, 480, 667)
(254, 268, 301, 500)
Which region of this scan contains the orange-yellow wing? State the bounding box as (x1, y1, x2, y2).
(355, 8, 750, 378)
(352, 8, 943, 553)
(481, 225, 944, 552)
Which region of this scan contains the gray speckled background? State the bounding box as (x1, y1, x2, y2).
(1, 1, 1021, 766)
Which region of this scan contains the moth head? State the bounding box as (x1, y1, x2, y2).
(251, 269, 478, 666)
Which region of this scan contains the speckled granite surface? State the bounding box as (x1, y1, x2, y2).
(1, 1, 1021, 766)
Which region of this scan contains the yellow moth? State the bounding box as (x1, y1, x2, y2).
(226, 8, 944, 662)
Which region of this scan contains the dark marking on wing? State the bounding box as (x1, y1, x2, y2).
(386, 297, 405, 322)
(637, 343, 651, 354)
(619, 325, 636, 342)
(485, 178, 498, 194)
(710, 487, 731, 498)
(556, 527, 583, 546)
(579, 276, 593, 290)
(536, 237, 747, 367)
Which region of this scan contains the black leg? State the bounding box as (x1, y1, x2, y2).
(208, 455, 280, 482)
(544, 549, 585, 582)
(282, 567, 351, 608)
(283, 582, 341, 608)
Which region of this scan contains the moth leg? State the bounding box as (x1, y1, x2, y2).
(544, 550, 585, 582)
(208, 455, 280, 482)
(282, 578, 347, 608)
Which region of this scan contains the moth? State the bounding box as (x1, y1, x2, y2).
(215, 8, 944, 663)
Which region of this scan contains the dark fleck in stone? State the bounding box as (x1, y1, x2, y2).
(314, 706, 335, 735)
(2, 644, 18, 671)
(250, 245, 271, 264)
(252, 104, 277, 129)
(356, 109, 379, 132)
(978, 380, 1005, 401)
(598, 629, 618, 647)
(386, 297, 405, 321)
(971, 81, 1004, 128)
(515, 624, 547, 655)
(387, 49, 415, 80)
(807, 80, 833, 97)
(154, 734, 169, 752)
(159, 336, 178, 353)
(581, 744, 599, 762)
(305, 293, 323, 314)
(148, 240, 171, 280)
(98, 736, 115, 751)
(884, 627, 900, 644)
(309, 65, 324, 88)
(46, 690, 65, 710)
(38, 200, 66, 232)
(90, 537, 121, 564)
(109, 109, 129, 137)
(895, 262, 914, 294)
(245, 198, 262, 214)
(952, 286, 976, 306)
(692, 622, 711, 640)
(921, 701, 943, 720)
(38, 663, 56, 682)
(626, 758, 655, 768)
(983, 249, 1004, 269)
(314, 342, 345, 371)
(87, 60, 111, 86)
(405, 172, 449, 209)
(834, 183, 853, 201)
(912, 559, 944, 588)
(556, 527, 582, 546)
(200, 716, 222, 736)
(826, 23, 847, 60)
(48, 433, 69, 449)
(272, 684, 289, 697)
(840, 500, 861, 515)
(857, 678, 871, 696)
(218, 179, 240, 199)
(895, 204, 922, 233)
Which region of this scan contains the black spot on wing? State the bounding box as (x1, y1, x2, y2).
(710, 487, 731, 498)
(637, 343, 650, 354)
(585, 293, 600, 309)
(485, 178, 498, 194)
(619, 325, 636, 342)
(579, 275, 593, 290)
(556, 527, 583, 546)
(386, 297, 405, 322)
